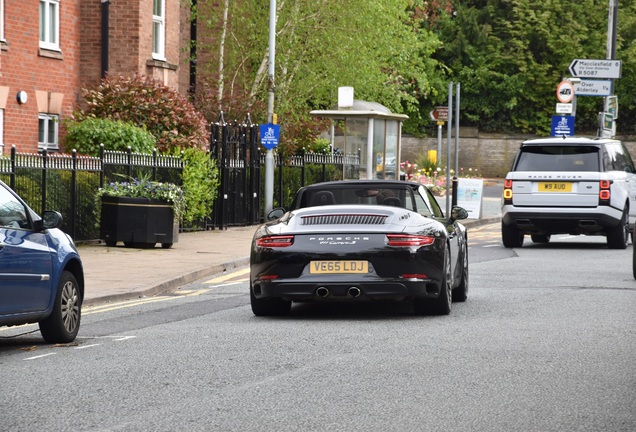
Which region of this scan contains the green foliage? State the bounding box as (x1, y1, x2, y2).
(187, 0, 636, 140)
(194, 0, 443, 148)
(273, 117, 332, 158)
(63, 117, 157, 156)
(179, 148, 220, 223)
(426, 0, 630, 135)
(614, 0, 636, 133)
(306, 138, 332, 155)
(74, 74, 209, 151)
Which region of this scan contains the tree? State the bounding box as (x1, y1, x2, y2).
(426, 0, 636, 135)
(192, 0, 444, 145)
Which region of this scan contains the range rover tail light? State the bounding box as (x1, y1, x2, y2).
(599, 180, 611, 204)
(503, 179, 513, 204)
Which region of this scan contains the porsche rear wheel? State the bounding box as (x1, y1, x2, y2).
(633, 226, 636, 279)
(414, 248, 452, 316)
(452, 246, 468, 303)
(250, 288, 291, 316)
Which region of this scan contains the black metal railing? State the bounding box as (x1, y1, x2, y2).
(1, 117, 360, 239)
(0, 145, 183, 241)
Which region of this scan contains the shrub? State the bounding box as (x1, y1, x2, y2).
(74, 74, 208, 152)
(179, 148, 220, 224)
(64, 118, 156, 156)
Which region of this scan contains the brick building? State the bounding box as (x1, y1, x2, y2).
(0, 0, 186, 154)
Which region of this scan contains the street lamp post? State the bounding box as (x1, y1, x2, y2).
(264, 0, 276, 215)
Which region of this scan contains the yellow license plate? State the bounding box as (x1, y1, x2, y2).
(309, 260, 369, 274)
(538, 182, 572, 192)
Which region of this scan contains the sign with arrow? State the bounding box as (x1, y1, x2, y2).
(569, 59, 622, 79)
(429, 106, 449, 122)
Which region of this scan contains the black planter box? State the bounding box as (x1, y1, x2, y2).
(100, 196, 179, 248)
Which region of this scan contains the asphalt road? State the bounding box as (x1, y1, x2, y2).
(1, 225, 634, 432)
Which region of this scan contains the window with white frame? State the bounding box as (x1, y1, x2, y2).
(39, 0, 60, 51)
(1, 0, 5, 42)
(38, 114, 59, 150)
(152, 0, 166, 60)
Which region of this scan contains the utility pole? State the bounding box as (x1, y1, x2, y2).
(445, 82, 453, 217)
(604, 0, 618, 135)
(264, 0, 276, 215)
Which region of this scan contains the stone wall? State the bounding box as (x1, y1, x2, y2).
(401, 128, 636, 178)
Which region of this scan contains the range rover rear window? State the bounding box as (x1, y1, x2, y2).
(514, 146, 600, 172)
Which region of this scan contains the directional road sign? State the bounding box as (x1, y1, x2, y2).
(429, 106, 449, 121)
(573, 79, 611, 96)
(568, 59, 622, 79)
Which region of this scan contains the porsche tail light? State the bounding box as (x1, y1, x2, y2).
(503, 179, 513, 204)
(599, 180, 611, 205)
(258, 275, 279, 280)
(386, 234, 435, 247)
(256, 235, 294, 248)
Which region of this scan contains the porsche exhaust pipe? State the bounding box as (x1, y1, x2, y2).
(347, 287, 361, 298)
(316, 287, 329, 298)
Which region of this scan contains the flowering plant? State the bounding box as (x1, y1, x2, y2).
(96, 177, 185, 220)
(401, 160, 480, 196)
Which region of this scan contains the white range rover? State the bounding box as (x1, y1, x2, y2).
(501, 137, 636, 249)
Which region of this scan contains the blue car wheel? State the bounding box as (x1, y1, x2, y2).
(39, 271, 82, 343)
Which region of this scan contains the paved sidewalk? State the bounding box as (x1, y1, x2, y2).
(79, 182, 503, 306)
(78, 226, 254, 306)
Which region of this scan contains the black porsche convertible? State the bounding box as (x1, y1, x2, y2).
(250, 180, 469, 316)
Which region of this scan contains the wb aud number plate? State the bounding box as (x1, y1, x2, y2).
(538, 182, 572, 192)
(310, 261, 369, 274)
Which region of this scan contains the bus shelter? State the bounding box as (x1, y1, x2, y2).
(310, 92, 408, 180)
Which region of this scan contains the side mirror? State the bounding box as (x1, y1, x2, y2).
(42, 211, 63, 229)
(266, 208, 285, 221)
(451, 206, 469, 221)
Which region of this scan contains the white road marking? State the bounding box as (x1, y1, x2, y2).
(74, 343, 101, 350)
(24, 353, 56, 361)
(113, 336, 137, 341)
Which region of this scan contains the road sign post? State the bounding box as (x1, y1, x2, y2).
(429, 106, 448, 165)
(260, 123, 281, 215)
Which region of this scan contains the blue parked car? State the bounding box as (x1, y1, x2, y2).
(0, 180, 84, 343)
